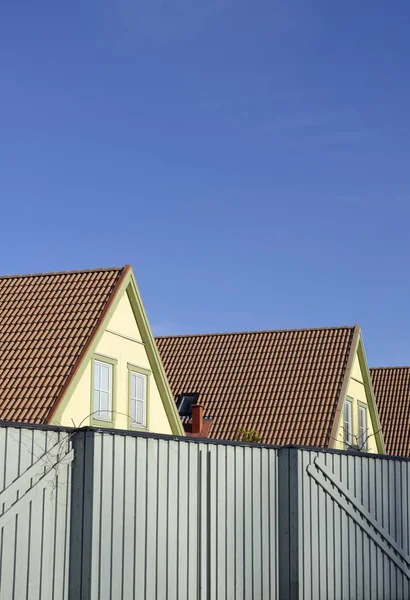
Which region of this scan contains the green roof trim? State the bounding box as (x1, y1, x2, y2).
(126, 269, 184, 436)
(329, 326, 385, 454)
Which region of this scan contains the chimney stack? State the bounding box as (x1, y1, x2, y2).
(191, 404, 204, 435)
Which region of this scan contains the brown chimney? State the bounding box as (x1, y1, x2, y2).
(191, 404, 204, 435)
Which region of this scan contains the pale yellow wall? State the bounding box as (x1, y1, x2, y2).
(350, 350, 364, 383)
(334, 350, 377, 452)
(52, 290, 173, 434)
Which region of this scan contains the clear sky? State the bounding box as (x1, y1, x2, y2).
(1, 1, 410, 367)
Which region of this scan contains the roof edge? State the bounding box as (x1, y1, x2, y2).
(357, 335, 386, 454)
(46, 265, 131, 424)
(156, 324, 357, 340)
(328, 325, 361, 448)
(0, 266, 126, 280)
(126, 269, 185, 436)
(370, 365, 410, 371)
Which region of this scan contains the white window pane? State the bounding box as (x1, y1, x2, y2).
(93, 361, 113, 420)
(131, 373, 137, 400)
(344, 400, 352, 445)
(136, 375, 145, 401)
(95, 391, 111, 421)
(131, 399, 143, 425)
(101, 390, 110, 411)
(359, 407, 368, 449)
(136, 400, 144, 425)
(94, 363, 101, 391)
(130, 372, 146, 427)
(130, 397, 137, 423)
(94, 389, 100, 415)
(100, 364, 110, 392)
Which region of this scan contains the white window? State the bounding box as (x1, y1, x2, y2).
(93, 360, 113, 421)
(130, 371, 147, 427)
(358, 405, 368, 450)
(344, 398, 353, 447)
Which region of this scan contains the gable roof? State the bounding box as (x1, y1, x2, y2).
(0, 266, 184, 435)
(156, 326, 357, 447)
(0, 267, 126, 423)
(370, 367, 410, 457)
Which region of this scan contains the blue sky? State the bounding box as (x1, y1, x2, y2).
(1, 1, 410, 366)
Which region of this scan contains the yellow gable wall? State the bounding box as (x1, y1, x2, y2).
(334, 349, 377, 452)
(350, 348, 364, 383)
(51, 290, 173, 434)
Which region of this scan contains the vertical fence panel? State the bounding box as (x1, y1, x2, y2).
(269, 447, 278, 597)
(187, 442, 199, 598)
(216, 445, 227, 599)
(0, 426, 72, 600)
(167, 440, 180, 600)
(110, 435, 124, 599)
(40, 431, 57, 600)
(13, 428, 32, 600)
(155, 439, 169, 599)
(252, 448, 262, 600)
(85, 432, 278, 600)
(122, 435, 136, 600)
(225, 445, 235, 595)
(234, 445, 244, 596)
(89, 430, 102, 599)
(261, 447, 273, 598)
(56, 433, 72, 600)
(134, 436, 147, 599)
(0, 427, 21, 599)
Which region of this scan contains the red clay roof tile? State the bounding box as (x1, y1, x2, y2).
(370, 367, 410, 457)
(156, 326, 355, 447)
(0, 267, 125, 424)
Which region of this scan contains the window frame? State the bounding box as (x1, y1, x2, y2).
(358, 402, 369, 451)
(127, 364, 150, 430)
(90, 354, 117, 427)
(343, 397, 354, 448)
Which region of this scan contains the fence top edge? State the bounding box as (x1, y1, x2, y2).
(0, 420, 407, 462)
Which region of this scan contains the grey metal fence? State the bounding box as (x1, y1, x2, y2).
(0, 425, 73, 600)
(70, 431, 278, 600)
(1, 423, 410, 600)
(296, 448, 410, 600)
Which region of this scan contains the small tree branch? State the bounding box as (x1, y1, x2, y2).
(331, 425, 380, 452)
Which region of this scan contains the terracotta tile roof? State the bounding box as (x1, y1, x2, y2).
(370, 367, 410, 457)
(156, 326, 356, 447)
(0, 267, 126, 423)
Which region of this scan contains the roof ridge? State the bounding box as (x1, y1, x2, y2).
(370, 365, 410, 371)
(0, 266, 127, 280)
(156, 324, 357, 339)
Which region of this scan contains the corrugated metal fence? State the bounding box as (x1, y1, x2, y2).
(297, 448, 410, 600)
(71, 431, 278, 600)
(0, 425, 73, 600)
(1, 424, 410, 599)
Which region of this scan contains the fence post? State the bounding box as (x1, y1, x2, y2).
(278, 447, 299, 599)
(68, 429, 95, 600)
